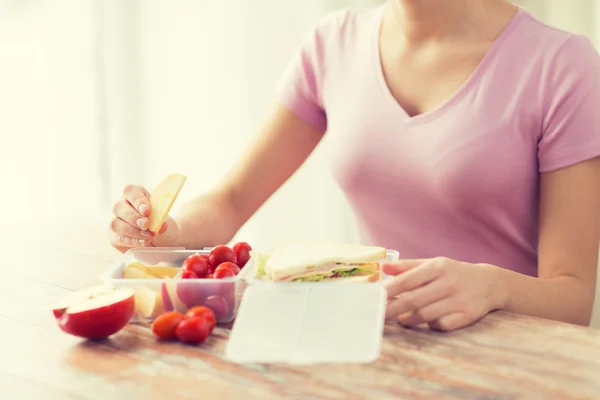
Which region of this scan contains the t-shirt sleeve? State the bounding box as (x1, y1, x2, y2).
(538, 35, 600, 173)
(274, 18, 331, 132)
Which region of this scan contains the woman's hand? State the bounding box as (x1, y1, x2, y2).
(383, 257, 507, 332)
(109, 185, 178, 253)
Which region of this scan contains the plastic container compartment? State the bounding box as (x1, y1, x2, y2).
(238, 249, 401, 284)
(102, 248, 244, 324)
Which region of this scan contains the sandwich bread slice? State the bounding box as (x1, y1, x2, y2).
(252, 242, 386, 282)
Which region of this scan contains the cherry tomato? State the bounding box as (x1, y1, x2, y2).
(181, 270, 199, 279)
(232, 242, 252, 268)
(217, 261, 240, 275)
(206, 273, 214, 279)
(184, 306, 216, 332)
(209, 245, 237, 268)
(204, 295, 229, 320)
(213, 264, 236, 279)
(175, 317, 210, 345)
(151, 311, 184, 340)
(182, 254, 209, 278)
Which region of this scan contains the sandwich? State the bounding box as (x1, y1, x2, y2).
(251, 242, 387, 283)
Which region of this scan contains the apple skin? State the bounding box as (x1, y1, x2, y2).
(161, 282, 174, 312)
(56, 290, 135, 341)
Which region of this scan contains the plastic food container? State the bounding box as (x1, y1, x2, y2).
(102, 248, 245, 324)
(239, 249, 401, 284)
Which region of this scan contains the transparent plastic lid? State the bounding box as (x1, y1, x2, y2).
(225, 282, 387, 364)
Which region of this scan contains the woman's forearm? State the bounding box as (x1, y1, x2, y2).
(491, 265, 596, 326)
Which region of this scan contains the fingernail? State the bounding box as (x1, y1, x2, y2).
(141, 230, 152, 237)
(136, 218, 147, 228)
(138, 239, 146, 245)
(139, 204, 149, 215)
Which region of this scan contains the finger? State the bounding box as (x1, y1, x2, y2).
(429, 312, 472, 332)
(109, 232, 151, 249)
(110, 217, 153, 240)
(385, 278, 453, 319)
(395, 312, 430, 330)
(396, 298, 457, 326)
(381, 259, 428, 276)
(384, 259, 446, 298)
(123, 185, 151, 216)
(113, 200, 150, 231)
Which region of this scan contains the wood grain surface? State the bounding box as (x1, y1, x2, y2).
(1, 221, 599, 400)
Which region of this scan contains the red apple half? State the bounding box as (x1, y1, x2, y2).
(52, 285, 135, 340)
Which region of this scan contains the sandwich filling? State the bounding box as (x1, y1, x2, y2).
(279, 262, 379, 282)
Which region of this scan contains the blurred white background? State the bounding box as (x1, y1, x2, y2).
(1, 0, 600, 323)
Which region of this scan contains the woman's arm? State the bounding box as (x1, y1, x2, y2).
(168, 104, 325, 249)
(492, 157, 600, 325)
(383, 157, 600, 331)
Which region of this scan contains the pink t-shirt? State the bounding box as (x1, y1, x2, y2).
(275, 5, 600, 277)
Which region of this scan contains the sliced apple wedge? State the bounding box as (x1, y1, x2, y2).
(161, 281, 174, 312)
(133, 286, 163, 318)
(53, 285, 135, 340)
(164, 277, 187, 313)
(123, 263, 155, 279)
(148, 173, 187, 234)
(146, 265, 180, 279)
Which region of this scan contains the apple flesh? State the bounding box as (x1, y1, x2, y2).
(163, 278, 187, 313)
(53, 285, 135, 340)
(133, 286, 163, 319)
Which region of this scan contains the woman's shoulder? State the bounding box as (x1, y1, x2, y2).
(516, 9, 599, 71)
(306, 4, 384, 44)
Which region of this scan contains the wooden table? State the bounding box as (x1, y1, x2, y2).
(2, 222, 600, 399)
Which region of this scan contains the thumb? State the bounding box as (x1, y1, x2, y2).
(382, 259, 426, 276)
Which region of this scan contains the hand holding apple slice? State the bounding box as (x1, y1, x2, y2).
(148, 173, 187, 234)
(52, 285, 135, 340)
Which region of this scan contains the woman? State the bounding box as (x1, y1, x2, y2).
(109, 0, 600, 331)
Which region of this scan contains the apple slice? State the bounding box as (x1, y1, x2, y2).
(147, 173, 187, 234)
(133, 286, 163, 318)
(164, 277, 187, 313)
(53, 285, 135, 340)
(161, 282, 174, 312)
(146, 265, 180, 279)
(123, 263, 155, 279)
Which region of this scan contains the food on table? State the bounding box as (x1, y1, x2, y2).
(145, 264, 181, 278)
(176, 279, 209, 308)
(232, 241, 252, 268)
(252, 242, 386, 282)
(122, 242, 249, 281)
(213, 263, 236, 279)
(217, 261, 240, 275)
(147, 173, 187, 234)
(181, 270, 199, 279)
(132, 286, 164, 318)
(116, 242, 248, 325)
(151, 307, 215, 345)
(162, 279, 187, 313)
(123, 262, 155, 279)
(175, 317, 211, 345)
(52, 285, 135, 340)
(151, 311, 184, 340)
(182, 254, 210, 277)
(184, 306, 216, 332)
(160, 282, 174, 312)
(123, 261, 180, 279)
(204, 295, 229, 320)
(209, 245, 237, 267)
